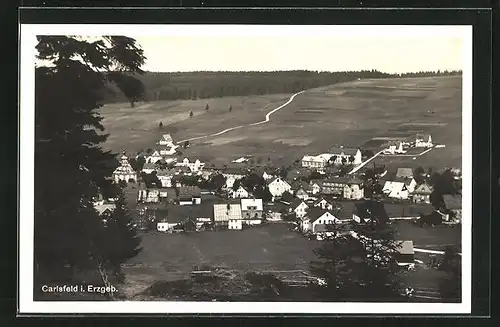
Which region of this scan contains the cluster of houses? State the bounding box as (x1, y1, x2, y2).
(106, 132, 461, 235)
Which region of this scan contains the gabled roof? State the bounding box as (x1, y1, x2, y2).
(314, 197, 332, 206)
(413, 183, 433, 194)
(241, 198, 263, 211)
(167, 203, 213, 223)
(396, 168, 413, 179)
(353, 200, 389, 223)
(267, 177, 291, 187)
(94, 203, 116, 215)
(305, 207, 329, 220)
(213, 204, 242, 222)
(330, 147, 359, 156)
(396, 241, 414, 255)
(443, 194, 462, 210)
(291, 180, 310, 191)
(394, 177, 415, 186)
(234, 185, 250, 194)
(291, 198, 309, 209)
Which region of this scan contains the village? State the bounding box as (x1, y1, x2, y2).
(94, 130, 462, 272)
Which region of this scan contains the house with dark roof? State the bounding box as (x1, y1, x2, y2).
(352, 200, 389, 224)
(313, 197, 334, 211)
(178, 186, 202, 205)
(231, 185, 251, 199)
(290, 199, 309, 218)
(213, 203, 243, 229)
(412, 183, 433, 203)
(321, 177, 364, 199)
(441, 194, 462, 222)
(396, 168, 413, 179)
(301, 207, 340, 234)
(395, 241, 415, 265)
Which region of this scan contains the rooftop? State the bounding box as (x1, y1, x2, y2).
(443, 194, 462, 210)
(396, 240, 415, 255)
(178, 186, 202, 197)
(396, 168, 413, 179)
(213, 204, 243, 222)
(241, 198, 263, 211)
(353, 200, 389, 223)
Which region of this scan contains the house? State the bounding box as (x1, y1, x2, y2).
(442, 194, 462, 222)
(267, 177, 292, 198)
(138, 189, 158, 203)
(262, 171, 275, 181)
(352, 200, 389, 224)
(302, 208, 340, 234)
(415, 133, 433, 148)
(222, 169, 245, 189)
(165, 204, 212, 232)
(382, 181, 409, 200)
(156, 208, 195, 233)
(395, 241, 415, 266)
(213, 203, 243, 228)
(396, 168, 414, 179)
(321, 177, 364, 200)
(301, 154, 331, 170)
(113, 154, 137, 183)
(292, 182, 310, 200)
(156, 169, 175, 188)
(290, 199, 309, 218)
(178, 186, 202, 205)
(231, 185, 251, 199)
(384, 141, 405, 154)
(141, 162, 157, 174)
(145, 150, 163, 164)
(175, 158, 205, 173)
(241, 198, 264, 224)
(228, 218, 243, 230)
(313, 198, 334, 211)
(158, 133, 174, 146)
(159, 143, 179, 156)
(309, 180, 322, 195)
(328, 147, 362, 165)
(94, 203, 116, 218)
(412, 183, 433, 203)
(394, 177, 417, 193)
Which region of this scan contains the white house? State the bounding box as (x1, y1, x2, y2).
(241, 198, 263, 224)
(213, 203, 243, 228)
(262, 171, 275, 181)
(178, 186, 202, 205)
(156, 169, 174, 188)
(159, 144, 179, 156)
(382, 181, 409, 200)
(232, 185, 251, 199)
(415, 134, 433, 148)
(301, 154, 330, 170)
(291, 199, 309, 218)
(112, 154, 137, 183)
(267, 177, 292, 198)
(158, 134, 174, 146)
(223, 173, 245, 189)
(309, 181, 322, 195)
(384, 142, 405, 154)
(302, 208, 340, 234)
(329, 147, 362, 165)
(157, 222, 170, 232)
(313, 198, 334, 211)
(228, 218, 243, 230)
(175, 158, 205, 173)
(145, 150, 163, 164)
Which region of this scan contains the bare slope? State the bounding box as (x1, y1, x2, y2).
(100, 75, 462, 169)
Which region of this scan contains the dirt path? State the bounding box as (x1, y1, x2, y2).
(176, 90, 305, 144)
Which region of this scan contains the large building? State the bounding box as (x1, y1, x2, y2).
(112, 154, 137, 184)
(329, 147, 362, 165)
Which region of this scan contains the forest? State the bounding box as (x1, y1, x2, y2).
(100, 69, 462, 104)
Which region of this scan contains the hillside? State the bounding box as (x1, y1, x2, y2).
(100, 75, 462, 170)
(101, 70, 462, 103)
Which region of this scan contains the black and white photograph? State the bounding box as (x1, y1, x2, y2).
(19, 24, 472, 314)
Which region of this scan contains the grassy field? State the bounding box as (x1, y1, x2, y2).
(120, 221, 461, 299)
(99, 75, 462, 169)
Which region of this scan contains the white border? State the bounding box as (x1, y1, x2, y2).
(19, 24, 473, 314)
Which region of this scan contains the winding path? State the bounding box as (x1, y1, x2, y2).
(176, 90, 305, 144)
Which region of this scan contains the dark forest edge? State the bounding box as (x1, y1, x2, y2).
(100, 69, 463, 104)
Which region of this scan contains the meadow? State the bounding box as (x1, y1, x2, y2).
(99, 75, 462, 170)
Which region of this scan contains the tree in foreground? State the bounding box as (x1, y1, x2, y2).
(35, 35, 145, 287)
(98, 191, 142, 282)
(439, 246, 462, 302)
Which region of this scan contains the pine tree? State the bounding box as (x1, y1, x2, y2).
(229, 105, 232, 112)
(98, 191, 142, 282)
(205, 103, 209, 111)
(34, 35, 145, 285)
(189, 110, 194, 118)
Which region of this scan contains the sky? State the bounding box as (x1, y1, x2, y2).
(134, 35, 463, 74)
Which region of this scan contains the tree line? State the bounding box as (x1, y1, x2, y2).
(100, 69, 462, 104)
